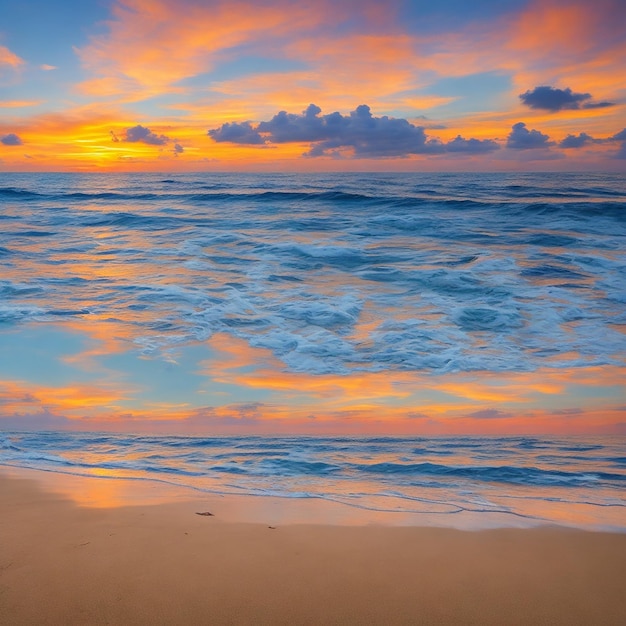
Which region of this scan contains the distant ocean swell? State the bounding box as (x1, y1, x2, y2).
(2, 433, 625, 530)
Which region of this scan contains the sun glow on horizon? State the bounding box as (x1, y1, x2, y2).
(1, 0, 624, 173)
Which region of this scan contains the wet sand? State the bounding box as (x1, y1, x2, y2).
(1, 472, 625, 625)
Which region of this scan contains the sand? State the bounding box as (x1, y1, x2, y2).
(1, 472, 625, 625)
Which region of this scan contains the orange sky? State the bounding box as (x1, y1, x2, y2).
(1, 324, 624, 434)
(1, 0, 625, 171)
(1, 1, 625, 435)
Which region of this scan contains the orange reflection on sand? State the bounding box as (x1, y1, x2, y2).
(7, 467, 189, 508)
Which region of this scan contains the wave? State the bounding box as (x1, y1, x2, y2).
(2, 432, 625, 529)
(3, 433, 624, 485)
(0, 187, 42, 198)
(518, 201, 625, 219)
(12, 230, 56, 237)
(356, 462, 625, 486)
(80, 211, 195, 230)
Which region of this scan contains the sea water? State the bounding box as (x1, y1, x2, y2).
(1, 172, 625, 529)
(1, 431, 625, 529)
(1, 172, 625, 374)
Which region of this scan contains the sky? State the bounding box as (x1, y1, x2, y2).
(2, 322, 625, 435)
(1, 0, 625, 172)
(0, 0, 625, 437)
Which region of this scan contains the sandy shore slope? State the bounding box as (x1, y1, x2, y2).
(1, 473, 625, 625)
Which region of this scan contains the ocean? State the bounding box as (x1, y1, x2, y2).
(2, 171, 625, 374)
(1, 171, 625, 529)
(2, 431, 626, 530)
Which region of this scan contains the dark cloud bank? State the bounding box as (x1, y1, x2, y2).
(520, 86, 614, 112)
(110, 125, 184, 154)
(611, 128, 626, 159)
(559, 132, 596, 148)
(557, 128, 626, 157)
(209, 104, 499, 158)
(506, 122, 553, 150)
(209, 104, 626, 160)
(123, 124, 169, 146)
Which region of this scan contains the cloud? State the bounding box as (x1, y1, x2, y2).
(0, 409, 73, 431)
(519, 86, 615, 112)
(74, 0, 337, 99)
(40, 64, 58, 71)
(609, 128, 626, 159)
(295, 105, 444, 157)
(208, 121, 264, 144)
(209, 104, 501, 158)
(257, 103, 327, 143)
(506, 122, 553, 149)
(0, 100, 42, 108)
(582, 101, 615, 109)
(465, 408, 513, 420)
(557, 127, 626, 155)
(0, 45, 23, 68)
(559, 132, 596, 148)
(173, 143, 184, 154)
(123, 124, 169, 145)
(550, 407, 584, 415)
(615, 143, 626, 160)
(1, 133, 23, 146)
(445, 135, 500, 154)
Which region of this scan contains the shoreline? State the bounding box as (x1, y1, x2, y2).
(2, 471, 626, 624)
(2, 463, 624, 532)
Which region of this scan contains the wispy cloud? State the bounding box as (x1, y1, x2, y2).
(74, 0, 334, 99)
(0, 44, 23, 68)
(0, 100, 42, 108)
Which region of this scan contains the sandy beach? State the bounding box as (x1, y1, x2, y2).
(1, 471, 625, 625)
